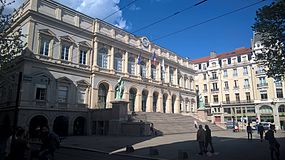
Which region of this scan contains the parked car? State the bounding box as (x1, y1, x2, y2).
(259, 122, 271, 130)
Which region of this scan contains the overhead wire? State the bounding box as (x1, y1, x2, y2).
(152, 0, 267, 42)
(132, 0, 208, 34)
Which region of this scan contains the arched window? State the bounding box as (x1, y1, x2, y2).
(129, 88, 137, 111)
(260, 106, 273, 114)
(114, 52, 122, 72)
(128, 57, 135, 75)
(141, 61, 146, 78)
(97, 48, 108, 68)
(142, 90, 148, 112)
(98, 83, 108, 109)
(163, 94, 168, 113)
(153, 92, 159, 112)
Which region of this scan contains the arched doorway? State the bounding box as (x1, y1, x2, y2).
(185, 98, 189, 112)
(73, 116, 85, 136)
(53, 116, 69, 137)
(259, 105, 274, 123)
(163, 93, 168, 113)
(142, 90, 148, 112)
(172, 95, 176, 113)
(98, 83, 109, 109)
(129, 88, 137, 112)
(153, 92, 159, 112)
(29, 115, 48, 138)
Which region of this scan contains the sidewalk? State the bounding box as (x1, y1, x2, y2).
(60, 130, 285, 160)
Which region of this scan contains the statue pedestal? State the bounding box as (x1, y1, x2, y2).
(109, 100, 129, 135)
(197, 109, 208, 122)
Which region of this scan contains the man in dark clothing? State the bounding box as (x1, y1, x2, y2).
(265, 125, 280, 160)
(38, 126, 60, 160)
(204, 125, 214, 153)
(258, 124, 265, 142)
(196, 125, 206, 155)
(246, 123, 252, 140)
(9, 128, 30, 160)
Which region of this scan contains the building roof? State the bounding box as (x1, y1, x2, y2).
(191, 47, 252, 64)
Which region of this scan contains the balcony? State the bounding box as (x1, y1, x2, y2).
(203, 89, 208, 93)
(243, 85, 250, 89)
(243, 72, 248, 75)
(222, 100, 254, 105)
(256, 70, 266, 75)
(210, 77, 218, 81)
(233, 86, 239, 90)
(211, 88, 219, 93)
(224, 87, 229, 91)
(257, 83, 268, 88)
(275, 83, 283, 88)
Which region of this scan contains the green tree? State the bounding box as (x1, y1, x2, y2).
(252, 0, 285, 79)
(0, 0, 25, 71)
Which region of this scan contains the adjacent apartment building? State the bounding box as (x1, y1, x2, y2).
(192, 37, 285, 130)
(0, 0, 196, 136)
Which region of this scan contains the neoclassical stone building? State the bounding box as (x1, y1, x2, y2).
(0, 0, 196, 136)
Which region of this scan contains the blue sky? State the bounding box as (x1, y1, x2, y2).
(10, 0, 274, 60)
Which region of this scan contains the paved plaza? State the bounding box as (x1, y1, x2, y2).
(56, 130, 285, 160)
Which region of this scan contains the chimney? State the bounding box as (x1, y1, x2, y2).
(210, 51, 216, 58)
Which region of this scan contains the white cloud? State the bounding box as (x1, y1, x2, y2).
(7, 0, 128, 29)
(57, 0, 128, 29)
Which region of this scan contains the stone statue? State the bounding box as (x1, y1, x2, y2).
(115, 77, 125, 100)
(198, 93, 205, 109)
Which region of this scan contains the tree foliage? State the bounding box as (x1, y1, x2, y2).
(0, 0, 25, 71)
(252, 0, 285, 79)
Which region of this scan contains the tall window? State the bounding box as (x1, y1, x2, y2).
(224, 81, 229, 89)
(212, 72, 217, 79)
(170, 67, 174, 84)
(203, 73, 207, 80)
(79, 50, 87, 65)
(141, 61, 146, 78)
(235, 93, 240, 103)
(114, 52, 122, 72)
(225, 94, 230, 103)
(213, 95, 219, 103)
(212, 83, 218, 91)
(243, 66, 248, 75)
(259, 77, 266, 85)
(36, 88, 47, 100)
(77, 88, 86, 104)
(151, 65, 156, 80)
(233, 69, 238, 76)
(40, 39, 50, 56)
(261, 92, 268, 100)
(98, 84, 108, 109)
(203, 84, 207, 91)
(128, 57, 135, 75)
(97, 48, 108, 68)
(244, 79, 249, 88)
(223, 70, 228, 77)
(246, 92, 251, 102)
(234, 80, 238, 88)
(276, 89, 283, 98)
(204, 96, 208, 104)
(61, 44, 70, 61)
(57, 86, 68, 103)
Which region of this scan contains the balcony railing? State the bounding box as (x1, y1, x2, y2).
(224, 87, 229, 91)
(275, 83, 283, 87)
(243, 85, 250, 89)
(222, 100, 254, 104)
(203, 89, 208, 93)
(233, 86, 239, 90)
(257, 83, 268, 88)
(211, 88, 219, 92)
(210, 77, 218, 80)
(256, 70, 266, 75)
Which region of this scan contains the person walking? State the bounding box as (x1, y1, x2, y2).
(196, 125, 206, 155)
(265, 125, 280, 160)
(258, 124, 265, 142)
(38, 125, 60, 160)
(204, 125, 214, 153)
(246, 123, 252, 140)
(9, 127, 30, 160)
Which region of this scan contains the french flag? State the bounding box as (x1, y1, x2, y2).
(137, 53, 142, 65)
(152, 51, 157, 66)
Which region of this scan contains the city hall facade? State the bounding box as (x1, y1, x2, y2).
(0, 0, 196, 136)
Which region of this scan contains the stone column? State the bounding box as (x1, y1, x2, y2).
(107, 89, 114, 109)
(166, 96, 172, 113)
(158, 62, 161, 82)
(174, 68, 178, 85)
(166, 65, 170, 83)
(135, 92, 142, 112)
(148, 59, 152, 79)
(93, 41, 98, 68)
(124, 51, 129, 74)
(110, 47, 114, 71)
(273, 104, 281, 130)
(136, 55, 141, 77)
(146, 94, 153, 112)
(174, 97, 180, 113)
(157, 93, 163, 113)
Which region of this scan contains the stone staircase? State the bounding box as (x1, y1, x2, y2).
(132, 112, 224, 135)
